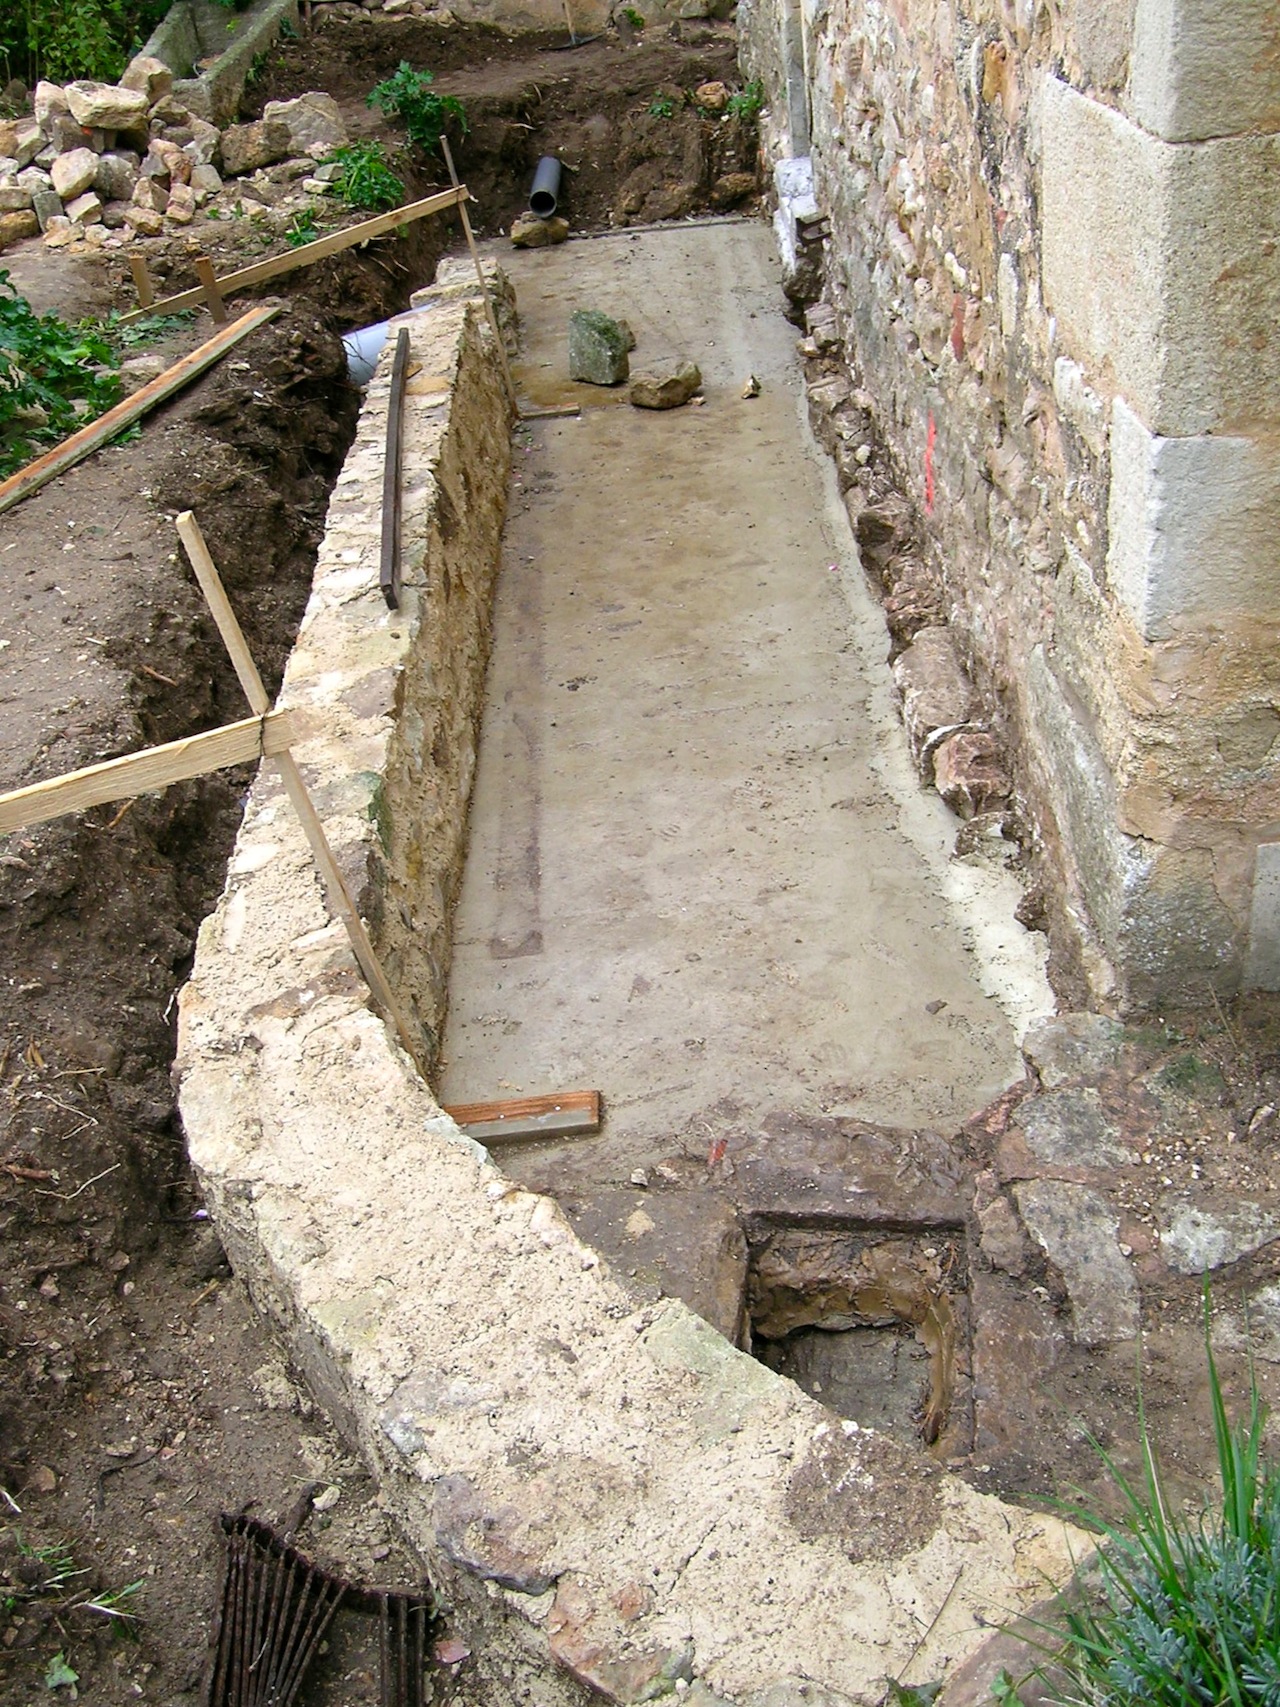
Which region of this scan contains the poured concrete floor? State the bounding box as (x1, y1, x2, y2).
(440, 220, 1051, 1188)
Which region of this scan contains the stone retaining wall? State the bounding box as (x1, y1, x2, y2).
(176, 267, 1081, 1703)
(738, 0, 1280, 1008)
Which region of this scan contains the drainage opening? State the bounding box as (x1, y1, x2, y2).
(747, 1224, 969, 1453)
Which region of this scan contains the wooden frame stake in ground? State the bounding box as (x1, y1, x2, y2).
(174, 511, 424, 1072)
(0, 304, 279, 518)
(122, 186, 470, 322)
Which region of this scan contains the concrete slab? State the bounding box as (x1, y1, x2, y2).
(441, 223, 1043, 1181)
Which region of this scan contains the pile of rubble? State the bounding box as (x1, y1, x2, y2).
(0, 58, 354, 256)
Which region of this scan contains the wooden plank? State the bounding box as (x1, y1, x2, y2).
(444, 1090, 602, 1144)
(128, 254, 155, 309)
(519, 404, 581, 421)
(0, 711, 299, 835)
(195, 256, 229, 325)
(380, 327, 410, 611)
(121, 186, 469, 322)
(175, 510, 425, 1075)
(0, 304, 280, 518)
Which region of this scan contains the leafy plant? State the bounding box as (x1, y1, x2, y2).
(0, 271, 123, 478)
(0, 0, 169, 85)
(648, 94, 675, 119)
(97, 307, 196, 353)
(285, 207, 320, 246)
(726, 79, 765, 121)
(1012, 1293, 1280, 1707)
(621, 4, 644, 23)
(44, 1653, 79, 1693)
(324, 140, 405, 212)
(368, 62, 466, 157)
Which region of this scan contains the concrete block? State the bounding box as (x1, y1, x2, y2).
(1106, 397, 1280, 638)
(1130, 0, 1280, 142)
(1062, 0, 1137, 92)
(1040, 76, 1280, 435)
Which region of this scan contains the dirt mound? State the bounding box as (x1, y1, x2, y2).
(243, 19, 754, 230)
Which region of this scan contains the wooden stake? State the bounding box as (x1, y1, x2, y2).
(380, 328, 410, 611)
(119, 186, 469, 322)
(444, 1090, 601, 1144)
(0, 304, 279, 518)
(194, 257, 229, 325)
(439, 137, 518, 416)
(0, 711, 300, 835)
(175, 511, 424, 1073)
(128, 254, 155, 309)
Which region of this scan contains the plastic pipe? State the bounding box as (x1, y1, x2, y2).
(342, 320, 390, 387)
(529, 156, 563, 220)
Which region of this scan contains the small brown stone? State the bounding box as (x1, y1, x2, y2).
(932, 729, 1011, 818)
(0, 209, 38, 251)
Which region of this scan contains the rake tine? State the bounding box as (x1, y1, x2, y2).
(259, 1551, 302, 1707)
(277, 1575, 345, 1706)
(379, 1593, 391, 1707)
(207, 1529, 242, 1707)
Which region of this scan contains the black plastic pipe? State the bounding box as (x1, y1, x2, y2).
(529, 156, 562, 219)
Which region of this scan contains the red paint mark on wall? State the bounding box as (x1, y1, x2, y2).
(950, 293, 966, 360)
(925, 411, 936, 514)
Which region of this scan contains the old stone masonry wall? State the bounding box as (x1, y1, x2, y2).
(739, 0, 1280, 1008)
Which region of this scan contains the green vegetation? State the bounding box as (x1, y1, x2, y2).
(0, 272, 123, 478)
(368, 62, 466, 157)
(0, 278, 197, 477)
(285, 207, 320, 246)
(647, 94, 675, 119)
(0, 0, 169, 85)
(621, 5, 644, 24)
(998, 1298, 1280, 1706)
(324, 139, 405, 212)
(726, 79, 765, 121)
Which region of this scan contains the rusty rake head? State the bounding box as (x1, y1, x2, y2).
(205, 1514, 436, 1707)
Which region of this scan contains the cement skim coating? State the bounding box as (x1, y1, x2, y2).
(441, 222, 1052, 1162)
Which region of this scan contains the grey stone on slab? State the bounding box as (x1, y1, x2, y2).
(1014, 1180, 1140, 1345)
(1016, 1087, 1135, 1168)
(1023, 1012, 1125, 1088)
(1159, 1199, 1280, 1275)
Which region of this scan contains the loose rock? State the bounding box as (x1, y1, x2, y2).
(710, 171, 757, 208)
(263, 93, 347, 154)
(630, 361, 702, 409)
(0, 209, 38, 251)
(121, 54, 173, 103)
(64, 79, 149, 131)
(891, 627, 978, 775)
(568, 308, 631, 385)
(95, 151, 139, 201)
(510, 210, 569, 247)
(932, 729, 1010, 817)
(30, 189, 63, 231)
(695, 80, 730, 111)
(50, 146, 97, 200)
(1014, 1180, 1139, 1346)
(220, 119, 292, 177)
(65, 189, 103, 225)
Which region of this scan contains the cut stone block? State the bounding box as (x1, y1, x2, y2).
(1106, 396, 1280, 639)
(31, 189, 63, 231)
(1129, 0, 1280, 142)
(568, 308, 631, 385)
(1040, 74, 1280, 436)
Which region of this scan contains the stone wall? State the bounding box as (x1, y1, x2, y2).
(738, 0, 1280, 1007)
(176, 269, 1082, 1702)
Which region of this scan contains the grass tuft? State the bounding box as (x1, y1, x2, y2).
(1006, 1288, 1280, 1705)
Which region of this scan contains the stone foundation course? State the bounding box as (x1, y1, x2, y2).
(177, 264, 1080, 1702)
